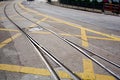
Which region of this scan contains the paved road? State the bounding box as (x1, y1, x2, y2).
(25, 1, 120, 55)
(28, 1, 120, 32)
(0, 0, 120, 80)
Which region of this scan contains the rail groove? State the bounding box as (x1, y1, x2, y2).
(3, 2, 120, 80)
(4, 4, 81, 80)
(14, 3, 120, 80)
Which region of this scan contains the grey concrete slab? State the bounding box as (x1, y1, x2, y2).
(0, 0, 120, 80)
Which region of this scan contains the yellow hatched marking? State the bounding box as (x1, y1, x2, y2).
(0, 28, 19, 32)
(83, 59, 94, 73)
(0, 63, 115, 80)
(12, 18, 25, 21)
(10, 12, 27, 18)
(0, 17, 6, 20)
(81, 28, 88, 47)
(28, 17, 47, 28)
(61, 33, 74, 36)
(87, 36, 120, 41)
(31, 31, 120, 41)
(0, 2, 4, 6)
(86, 29, 120, 40)
(0, 12, 27, 20)
(0, 33, 22, 48)
(19, 3, 120, 47)
(95, 74, 116, 80)
(0, 64, 71, 78)
(82, 59, 95, 80)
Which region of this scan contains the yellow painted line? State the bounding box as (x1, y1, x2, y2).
(28, 17, 47, 28)
(46, 19, 62, 23)
(95, 74, 116, 80)
(82, 59, 95, 79)
(32, 31, 120, 42)
(0, 28, 19, 32)
(10, 12, 27, 18)
(65, 34, 120, 41)
(0, 2, 4, 6)
(0, 33, 22, 48)
(0, 17, 6, 20)
(61, 33, 74, 36)
(19, 3, 120, 42)
(83, 59, 94, 73)
(85, 29, 120, 40)
(12, 18, 25, 21)
(0, 12, 27, 20)
(87, 36, 120, 41)
(0, 64, 72, 79)
(40, 17, 48, 22)
(0, 63, 115, 80)
(0, 17, 24, 21)
(81, 28, 88, 47)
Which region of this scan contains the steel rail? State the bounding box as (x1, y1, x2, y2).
(76, 45, 120, 68)
(47, 28, 120, 79)
(5, 3, 81, 80)
(15, 3, 120, 80)
(64, 39, 120, 80)
(26, 35, 61, 80)
(4, 4, 60, 80)
(15, 2, 119, 69)
(13, 3, 81, 80)
(27, 34, 81, 80)
(13, 4, 82, 80)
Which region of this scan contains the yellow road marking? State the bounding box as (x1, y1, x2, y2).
(28, 17, 47, 28)
(95, 74, 115, 80)
(0, 64, 71, 78)
(86, 29, 120, 40)
(82, 59, 95, 79)
(0, 33, 22, 48)
(0, 28, 19, 32)
(19, 3, 120, 45)
(0, 12, 27, 20)
(87, 36, 120, 41)
(83, 59, 94, 73)
(81, 28, 88, 47)
(46, 19, 62, 23)
(0, 2, 4, 6)
(12, 18, 25, 21)
(61, 33, 120, 41)
(32, 31, 120, 42)
(0, 61, 115, 80)
(0, 17, 6, 20)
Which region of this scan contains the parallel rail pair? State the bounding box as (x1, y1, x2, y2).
(3, 3, 120, 80)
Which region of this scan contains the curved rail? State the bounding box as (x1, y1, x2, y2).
(14, 3, 120, 80)
(4, 4, 81, 80)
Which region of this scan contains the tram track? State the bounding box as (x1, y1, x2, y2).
(14, 3, 120, 80)
(3, 2, 120, 80)
(4, 3, 81, 80)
